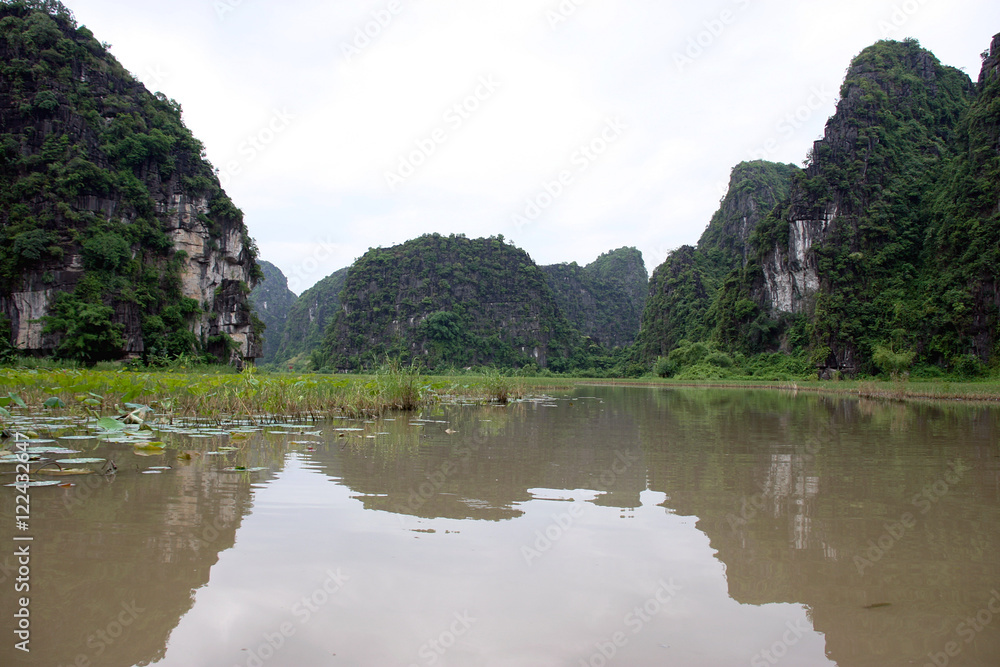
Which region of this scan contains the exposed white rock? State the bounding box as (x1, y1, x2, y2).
(762, 209, 834, 315)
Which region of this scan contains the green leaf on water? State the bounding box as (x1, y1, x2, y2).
(133, 442, 165, 451)
(95, 417, 125, 432)
(44, 397, 66, 409)
(81, 398, 102, 407)
(0, 406, 10, 419)
(8, 393, 26, 408)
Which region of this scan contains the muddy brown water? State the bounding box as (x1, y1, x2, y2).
(1, 387, 999, 666)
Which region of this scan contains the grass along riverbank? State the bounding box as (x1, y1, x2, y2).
(0, 365, 525, 424)
(551, 377, 1000, 402)
(0, 366, 997, 430)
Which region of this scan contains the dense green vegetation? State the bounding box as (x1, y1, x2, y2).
(639, 38, 1000, 380)
(312, 235, 656, 377)
(0, 363, 528, 423)
(274, 267, 349, 369)
(249, 260, 298, 363)
(319, 234, 579, 371)
(638, 161, 798, 359)
(542, 247, 648, 349)
(0, 0, 260, 365)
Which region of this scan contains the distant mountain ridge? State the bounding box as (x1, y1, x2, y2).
(542, 247, 648, 349)
(248, 260, 296, 362)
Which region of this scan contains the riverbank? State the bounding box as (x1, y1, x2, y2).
(0, 366, 523, 422)
(537, 377, 1000, 403)
(0, 368, 997, 426)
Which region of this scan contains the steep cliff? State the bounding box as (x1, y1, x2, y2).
(747, 39, 972, 373)
(638, 161, 797, 359)
(692, 38, 991, 375)
(0, 1, 261, 364)
(248, 261, 296, 363)
(274, 266, 348, 366)
(322, 234, 575, 370)
(920, 33, 1000, 367)
(542, 247, 648, 349)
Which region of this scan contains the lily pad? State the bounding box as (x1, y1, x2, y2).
(55, 458, 106, 464)
(133, 442, 166, 451)
(141, 470, 162, 474)
(95, 417, 125, 432)
(58, 435, 99, 440)
(27, 446, 79, 454)
(44, 397, 66, 409)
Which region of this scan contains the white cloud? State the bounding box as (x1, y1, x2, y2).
(67, 0, 1000, 290)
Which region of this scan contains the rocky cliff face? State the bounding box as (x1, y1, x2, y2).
(637, 161, 796, 359)
(323, 234, 575, 370)
(689, 39, 987, 375)
(750, 39, 974, 373)
(274, 266, 348, 366)
(542, 247, 647, 349)
(249, 261, 297, 363)
(0, 2, 261, 364)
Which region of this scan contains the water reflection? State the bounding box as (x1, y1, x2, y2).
(0, 389, 997, 666)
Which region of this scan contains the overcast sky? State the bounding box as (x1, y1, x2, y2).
(67, 0, 999, 293)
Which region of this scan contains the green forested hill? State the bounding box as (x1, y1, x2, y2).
(640, 37, 1000, 377)
(637, 161, 797, 359)
(274, 266, 348, 367)
(321, 234, 576, 370)
(542, 247, 648, 349)
(921, 33, 1000, 369)
(0, 0, 261, 364)
(249, 261, 296, 363)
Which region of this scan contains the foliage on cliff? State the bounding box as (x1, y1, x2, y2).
(0, 0, 260, 364)
(642, 38, 999, 377)
(249, 261, 297, 362)
(320, 234, 577, 371)
(542, 247, 647, 349)
(638, 161, 797, 359)
(274, 267, 349, 367)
